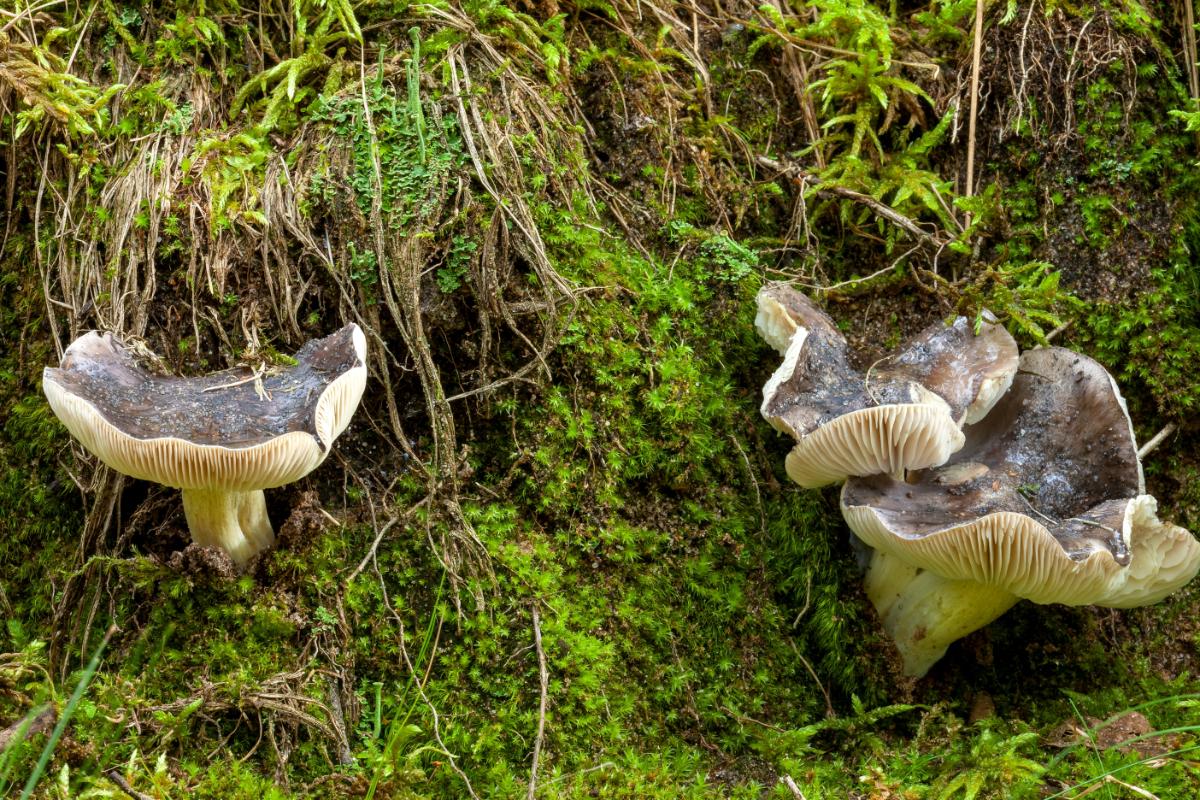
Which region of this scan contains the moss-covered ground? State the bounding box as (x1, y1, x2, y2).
(3, 0, 1200, 797)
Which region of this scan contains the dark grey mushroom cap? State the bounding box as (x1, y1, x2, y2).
(873, 313, 1019, 425)
(42, 324, 368, 491)
(757, 285, 1018, 487)
(842, 347, 1200, 606)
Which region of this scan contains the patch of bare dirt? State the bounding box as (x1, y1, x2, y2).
(1044, 710, 1173, 759)
(827, 287, 949, 369)
(272, 490, 330, 555)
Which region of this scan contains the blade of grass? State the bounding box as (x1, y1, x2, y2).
(1045, 741, 1200, 798)
(1045, 694, 1200, 770)
(17, 623, 116, 800)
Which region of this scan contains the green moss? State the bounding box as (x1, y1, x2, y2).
(6, 2, 1200, 798)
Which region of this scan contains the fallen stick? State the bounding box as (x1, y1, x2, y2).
(0, 705, 55, 750)
(527, 606, 550, 800)
(1138, 423, 1178, 460)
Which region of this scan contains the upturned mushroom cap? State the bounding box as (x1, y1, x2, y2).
(756, 285, 1018, 487)
(42, 324, 368, 491)
(841, 347, 1200, 607)
(872, 313, 1019, 426)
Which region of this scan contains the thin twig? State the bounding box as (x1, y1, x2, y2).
(720, 704, 783, 732)
(1097, 775, 1160, 800)
(528, 606, 549, 800)
(789, 639, 834, 718)
(781, 774, 809, 800)
(1138, 423, 1178, 460)
(200, 365, 264, 393)
(344, 517, 399, 585)
(730, 435, 766, 536)
(1045, 319, 1074, 341)
(754, 15, 941, 73)
(756, 156, 947, 246)
(1016, 488, 1062, 528)
(105, 771, 156, 800)
(540, 761, 616, 786)
(0, 705, 55, 750)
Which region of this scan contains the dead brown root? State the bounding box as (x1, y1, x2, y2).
(131, 668, 350, 783)
(953, 2, 1148, 157)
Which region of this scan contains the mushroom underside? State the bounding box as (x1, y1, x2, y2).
(838, 347, 1200, 675)
(783, 399, 964, 488)
(42, 325, 368, 568)
(851, 497, 1200, 677)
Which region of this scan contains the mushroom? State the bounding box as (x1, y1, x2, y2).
(757, 284, 1018, 487)
(42, 324, 368, 567)
(841, 347, 1200, 676)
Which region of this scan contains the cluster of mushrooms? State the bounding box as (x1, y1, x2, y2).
(757, 284, 1200, 677)
(42, 325, 368, 568)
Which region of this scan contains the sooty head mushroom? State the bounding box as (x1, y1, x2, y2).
(841, 347, 1200, 677)
(42, 324, 368, 567)
(756, 284, 1018, 487)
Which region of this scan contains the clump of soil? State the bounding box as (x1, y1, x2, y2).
(273, 490, 330, 555)
(166, 543, 238, 581)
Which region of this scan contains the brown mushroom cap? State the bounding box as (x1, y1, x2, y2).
(755, 284, 843, 354)
(873, 313, 1019, 425)
(842, 347, 1200, 606)
(42, 324, 368, 491)
(757, 285, 1018, 487)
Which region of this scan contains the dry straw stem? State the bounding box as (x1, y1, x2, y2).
(104, 770, 155, 800)
(763, 0, 825, 170)
(1183, 0, 1199, 102)
(528, 606, 550, 800)
(965, 0, 984, 199)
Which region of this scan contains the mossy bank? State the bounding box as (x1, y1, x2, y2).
(2, 1, 1200, 798)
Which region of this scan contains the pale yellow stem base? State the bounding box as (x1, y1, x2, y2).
(864, 550, 1018, 678)
(180, 488, 274, 567)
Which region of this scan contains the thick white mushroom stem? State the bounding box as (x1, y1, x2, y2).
(181, 488, 275, 567)
(864, 550, 1018, 678)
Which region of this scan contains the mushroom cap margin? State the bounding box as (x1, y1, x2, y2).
(842, 494, 1200, 607)
(41, 324, 368, 492)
